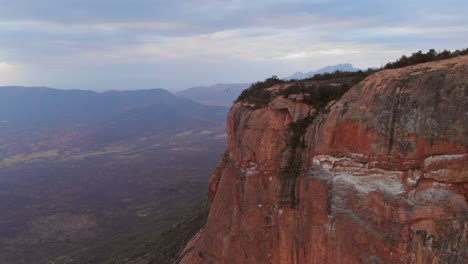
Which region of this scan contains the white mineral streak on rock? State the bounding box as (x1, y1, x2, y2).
(424, 154, 465, 167)
(312, 155, 405, 195)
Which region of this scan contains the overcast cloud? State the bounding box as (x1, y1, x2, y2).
(0, 0, 466, 91)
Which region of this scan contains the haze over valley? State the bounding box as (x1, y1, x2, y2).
(0, 87, 228, 263)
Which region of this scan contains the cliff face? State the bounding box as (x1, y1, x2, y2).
(180, 56, 468, 264)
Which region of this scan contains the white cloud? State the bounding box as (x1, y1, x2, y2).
(0, 62, 23, 85)
(0, 19, 190, 33)
(0, 0, 466, 90)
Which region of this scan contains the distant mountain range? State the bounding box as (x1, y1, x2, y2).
(0, 86, 228, 148)
(175, 83, 250, 107)
(282, 63, 361, 80)
(175, 64, 361, 107)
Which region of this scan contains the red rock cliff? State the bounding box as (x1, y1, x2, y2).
(180, 56, 468, 264)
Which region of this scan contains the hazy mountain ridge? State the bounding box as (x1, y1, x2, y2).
(0, 86, 226, 127)
(175, 83, 251, 107)
(0, 86, 228, 156)
(283, 63, 361, 80)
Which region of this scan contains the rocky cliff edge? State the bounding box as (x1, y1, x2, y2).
(180, 56, 468, 264)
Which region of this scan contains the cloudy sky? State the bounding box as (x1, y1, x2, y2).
(0, 0, 466, 91)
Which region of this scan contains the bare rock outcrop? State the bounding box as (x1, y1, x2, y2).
(180, 56, 468, 264)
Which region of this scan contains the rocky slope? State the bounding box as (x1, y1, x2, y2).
(179, 56, 468, 264)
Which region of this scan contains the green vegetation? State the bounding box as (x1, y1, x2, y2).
(236, 71, 371, 111)
(280, 115, 316, 207)
(303, 68, 376, 81)
(281, 115, 316, 180)
(287, 116, 316, 150)
(235, 70, 376, 109)
(384, 48, 468, 69)
(280, 82, 350, 110)
(235, 75, 285, 108)
(235, 48, 467, 110)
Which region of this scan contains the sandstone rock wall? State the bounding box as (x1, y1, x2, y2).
(180, 56, 468, 264)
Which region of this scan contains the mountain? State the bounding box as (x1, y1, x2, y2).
(283, 63, 361, 80)
(0, 86, 227, 128)
(0, 86, 229, 264)
(180, 56, 468, 263)
(0, 86, 228, 151)
(175, 83, 250, 107)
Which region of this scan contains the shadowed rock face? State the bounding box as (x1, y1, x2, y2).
(180, 56, 468, 264)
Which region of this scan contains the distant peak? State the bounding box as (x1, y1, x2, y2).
(283, 63, 361, 80)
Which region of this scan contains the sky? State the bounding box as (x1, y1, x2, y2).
(0, 0, 467, 91)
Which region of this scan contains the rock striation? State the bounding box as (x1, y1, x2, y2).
(180, 56, 468, 264)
